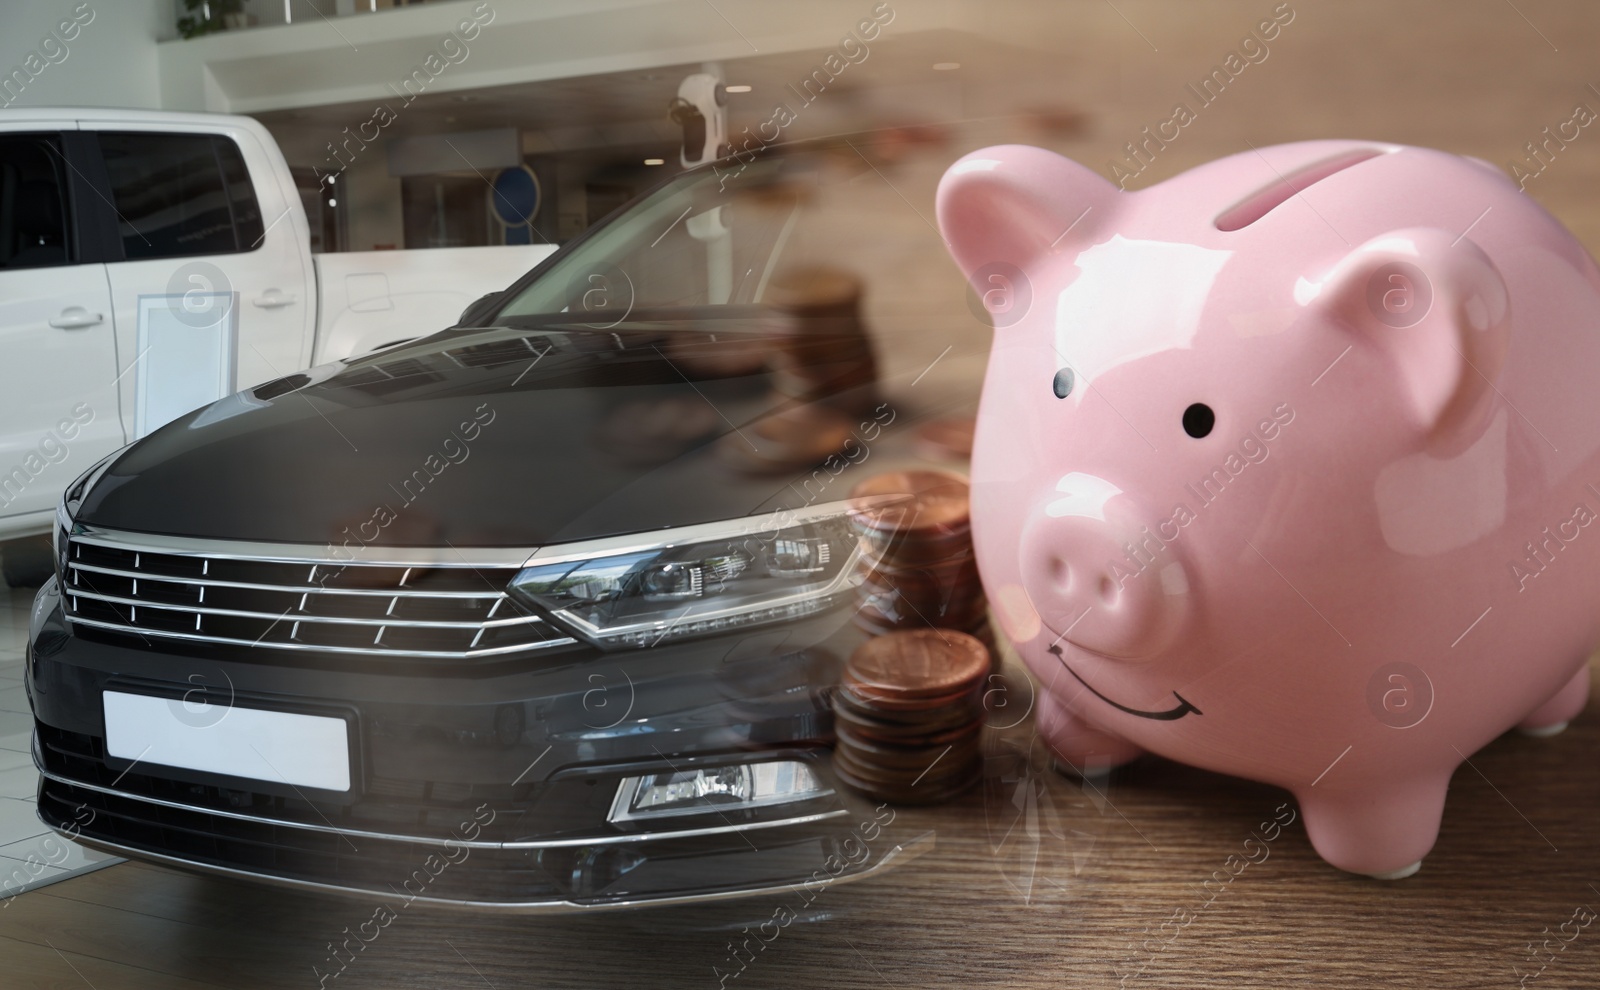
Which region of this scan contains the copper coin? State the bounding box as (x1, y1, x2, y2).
(845, 629, 990, 698)
(854, 586, 988, 624)
(849, 509, 971, 550)
(832, 701, 975, 740)
(833, 708, 976, 744)
(748, 402, 855, 447)
(773, 347, 874, 381)
(836, 711, 982, 749)
(836, 718, 982, 758)
(771, 328, 874, 355)
(840, 673, 982, 711)
(860, 553, 981, 585)
(859, 589, 990, 627)
(594, 397, 721, 464)
(835, 732, 978, 769)
(872, 543, 979, 571)
(864, 543, 972, 572)
(636, 396, 723, 442)
(847, 616, 995, 673)
(834, 745, 980, 785)
(793, 344, 877, 370)
(855, 528, 975, 565)
(833, 697, 980, 739)
(854, 607, 982, 638)
(771, 366, 879, 410)
(835, 731, 982, 769)
(856, 592, 989, 632)
(835, 679, 981, 717)
(770, 356, 875, 387)
(832, 690, 979, 729)
(831, 753, 980, 806)
(914, 417, 976, 461)
(766, 266, 863, 312)
(848, 470, 970, 538)
(719, 403, 855, 474)
(857, 533, 975, 565)
(956, 618, 997, 661)
(769, 368, 825, 400)
(857, 556, 981, 596)
(851, 611, 990, 639)
(772, 343, 867, 371)
(833, 742, 980, 788)
(769, 376, 879, 417)
(664, 335, 771, 377)
(855, 581, 984, 614)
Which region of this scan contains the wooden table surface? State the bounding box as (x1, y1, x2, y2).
(10, 1, 1600, 987)
(3, 656, 1595, 990)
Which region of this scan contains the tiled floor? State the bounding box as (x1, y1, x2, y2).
(0, 575, 121, 899)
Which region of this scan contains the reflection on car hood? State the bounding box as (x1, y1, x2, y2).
(77, 323, 881, 548)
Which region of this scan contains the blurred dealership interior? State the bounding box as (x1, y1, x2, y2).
(12, 0, 1600, 402)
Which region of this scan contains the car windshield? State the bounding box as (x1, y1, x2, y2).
(489, 148, 866, 326)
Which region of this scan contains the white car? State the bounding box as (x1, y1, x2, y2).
(0, 108, 553, 583)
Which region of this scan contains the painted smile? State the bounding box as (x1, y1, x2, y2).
(1046, 643, 1202, 721)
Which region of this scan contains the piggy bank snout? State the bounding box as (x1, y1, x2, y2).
(1020, 488, 1190, 660)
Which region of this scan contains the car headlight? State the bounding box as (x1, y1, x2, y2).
(510, 499, 896, 648)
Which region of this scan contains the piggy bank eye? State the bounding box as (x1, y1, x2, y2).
(1182, 403, 1215, 438)
(1052, 368, 1075, 399)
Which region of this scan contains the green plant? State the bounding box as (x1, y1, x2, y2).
(177, 0, 245, 39)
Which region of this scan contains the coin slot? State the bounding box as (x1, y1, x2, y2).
(1213, 149, 1385, 232)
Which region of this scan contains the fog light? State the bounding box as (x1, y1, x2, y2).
(608, 760, 829, 823)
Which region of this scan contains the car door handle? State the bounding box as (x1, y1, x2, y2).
(48, 308, 104, 329)
(252, 290, 297, 309)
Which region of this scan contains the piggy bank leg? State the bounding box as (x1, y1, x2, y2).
(1037, 688, 1143, 777)
(1516, 664, 1590, 738)
(1293, 775, 1449, 879)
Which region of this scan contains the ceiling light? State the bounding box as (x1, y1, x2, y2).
(644, 158, 666, 166)
(725, 84, 752, 93)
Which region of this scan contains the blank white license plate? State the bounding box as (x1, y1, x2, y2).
(103, 691, 351, 792)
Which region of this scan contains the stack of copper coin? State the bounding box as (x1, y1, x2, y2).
(718, 403, 857, 475)
(831, 629, 988, 804)
(594, 396, 721, 465)
(763, 266, 879, 416)
(913, 416, 976, 462)
(848, 469, 994, 655)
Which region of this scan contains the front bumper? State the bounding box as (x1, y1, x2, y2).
(28, 578, 925, 910)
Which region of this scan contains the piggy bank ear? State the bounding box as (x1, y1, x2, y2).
(1315, 228, 1510, 437)
(936, 145, 1119, 288)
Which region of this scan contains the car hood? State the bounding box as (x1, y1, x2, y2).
(77, 322, 886, 548)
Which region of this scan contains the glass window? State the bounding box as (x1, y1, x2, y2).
(493, 152, 855, 324)
(98, 132, 264, 260)
(216, 137, 264, 250)
(0, 133, 73, 270)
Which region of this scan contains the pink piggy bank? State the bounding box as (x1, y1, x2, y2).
(937, 140, 1600, 878)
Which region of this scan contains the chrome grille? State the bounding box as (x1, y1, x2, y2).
(61, 529, 575, 659)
